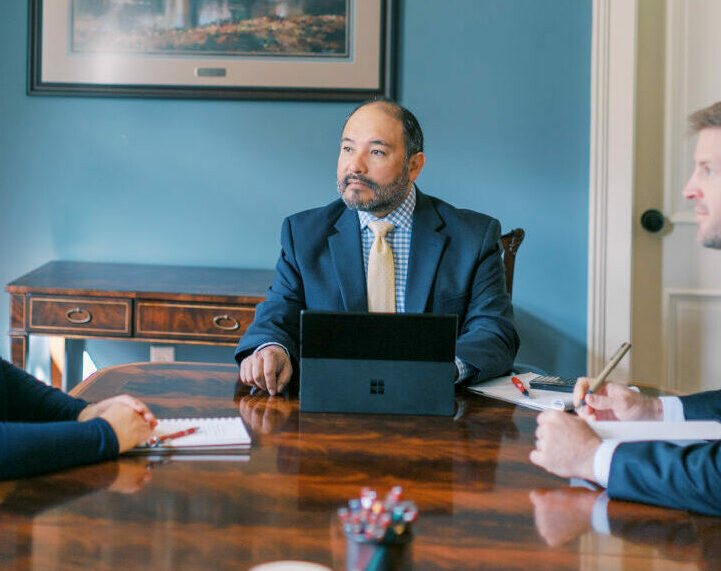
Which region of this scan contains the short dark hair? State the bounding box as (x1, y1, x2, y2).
(689, 101, 721, 133)
(343, 98, 424, 159)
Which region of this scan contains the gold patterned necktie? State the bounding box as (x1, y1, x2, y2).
(367, 220, 396, 313)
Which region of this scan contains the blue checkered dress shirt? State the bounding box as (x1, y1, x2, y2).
(358, 187, 476, 383)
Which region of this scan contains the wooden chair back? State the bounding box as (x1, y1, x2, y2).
(500, 228, 525, 299)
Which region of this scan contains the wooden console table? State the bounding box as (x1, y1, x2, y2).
(6, 261, 274, 389)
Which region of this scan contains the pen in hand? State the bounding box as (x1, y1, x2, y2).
(511, 376, 530, 397)
(146, 426, 200, 448)
(577, 342, 631, 410)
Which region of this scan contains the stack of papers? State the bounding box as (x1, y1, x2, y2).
(127, 417, 251, 454)
(466, 372, 574, 411)
(467, 374, 721, 442)
(588, 420, 721, 443)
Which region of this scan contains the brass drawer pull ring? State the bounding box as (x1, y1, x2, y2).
(66, 307, 91, 324)
(213, 315, 239, 331)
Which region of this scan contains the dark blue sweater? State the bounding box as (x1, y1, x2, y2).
(0, 358, 118, 479)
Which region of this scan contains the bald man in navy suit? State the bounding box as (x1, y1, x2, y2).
(235, 100, 519, 395)
(530, 100, 721, 516)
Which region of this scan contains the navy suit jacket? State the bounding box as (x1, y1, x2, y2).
(608, 390, 721, 515)
(235, 190, 519, 382)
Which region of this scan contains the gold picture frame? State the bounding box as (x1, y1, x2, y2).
(29, 0, 395, 101)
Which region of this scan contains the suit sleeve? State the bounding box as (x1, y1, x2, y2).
(680, 390, 721, 420)
(234, 216, 306, 366)
(607, 440, 721, 516)
(454, 219, 519, 381)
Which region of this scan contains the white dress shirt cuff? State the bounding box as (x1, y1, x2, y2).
(592, 439, 622, 488)
(590, 492, 611, 535)
(660, 396, 685, 421)
(454, 357, 476, 384)
(254, 342, 290, 358)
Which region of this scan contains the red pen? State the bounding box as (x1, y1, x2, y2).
(146, 426, 200, 447)
(511, 376, 530, 397)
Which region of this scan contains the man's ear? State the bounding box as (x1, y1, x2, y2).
(408, 152, 426, 182)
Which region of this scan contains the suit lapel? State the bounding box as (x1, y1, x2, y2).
(406, 191, 447, 313)
(328, 209, 367, 311)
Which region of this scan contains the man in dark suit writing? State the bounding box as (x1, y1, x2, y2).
(530, 100, 721, 516)
(235, 99, 519, 394)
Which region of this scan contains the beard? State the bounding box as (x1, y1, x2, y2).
(699, 224, 721, 249)
(337, 163, 410, 214)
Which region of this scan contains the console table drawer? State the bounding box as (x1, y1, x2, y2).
(28, 296, 132, 336)
(136, 302, 255, 341)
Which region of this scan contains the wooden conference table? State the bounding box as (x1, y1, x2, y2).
(0, 362, 718, 570)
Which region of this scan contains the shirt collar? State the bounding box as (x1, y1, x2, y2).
(358, 185, 416, 232)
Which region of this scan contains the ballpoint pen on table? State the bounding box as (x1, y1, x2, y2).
(146, 426, 200, 448)
(511, 376, 530, 397)
(577, 342, 631, 409)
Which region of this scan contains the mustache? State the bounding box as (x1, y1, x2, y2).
(341, 174, 378, 191)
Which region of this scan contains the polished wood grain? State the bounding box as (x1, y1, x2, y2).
(6, 261, 274, 303)
(135, 301, 256, 341)
(9, 294, 27, 370)
(0, 362, 717, 570)
(9, 336, 26, 370)
(10, 294, 24, 331)
(28, 296, 132, 335)
(500, 228, 524, 299)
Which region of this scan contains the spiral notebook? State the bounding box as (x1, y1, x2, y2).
(127, 417, 251, 454)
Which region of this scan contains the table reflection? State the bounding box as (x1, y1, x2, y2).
(0, 459, 152, 567)
(531, 485, 721, 568)
(237, 389, 294, 434)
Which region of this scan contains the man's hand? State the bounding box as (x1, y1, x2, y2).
(239, 345, 293, 396)
(99, 404, 155, 453)
(574, 378, 663, 421)
(78, 395, 157, 428)
(530, 488, 600, 546)
(238, 394, 292, 434)
(529, 410, 600, 481)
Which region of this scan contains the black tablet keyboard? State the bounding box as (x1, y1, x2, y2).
(528, 376, 577, 393)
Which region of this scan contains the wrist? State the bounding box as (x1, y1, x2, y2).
(77, 403, 94, 421)
(650, 397, 663, 420)
(255, 342, 290, 359)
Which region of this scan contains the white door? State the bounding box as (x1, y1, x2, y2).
(631, 0, 721, 393)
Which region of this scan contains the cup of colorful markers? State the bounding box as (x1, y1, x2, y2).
(338, 486, 418, 544)
(338, 487, 417, 570)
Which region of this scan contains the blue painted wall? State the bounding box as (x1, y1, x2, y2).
(0, 0, 591, 377)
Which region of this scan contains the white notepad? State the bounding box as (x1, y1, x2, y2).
(588, 420, 721, 443)
(466, 372, 574, 411)
(127, 417, 251, 454)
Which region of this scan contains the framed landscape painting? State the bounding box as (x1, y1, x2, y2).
(28, 0, 395, 101)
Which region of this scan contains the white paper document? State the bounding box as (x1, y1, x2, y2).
(588, 420, 721, 443)
(127, 417, 251, 454)
(466, 372, 574, 411)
